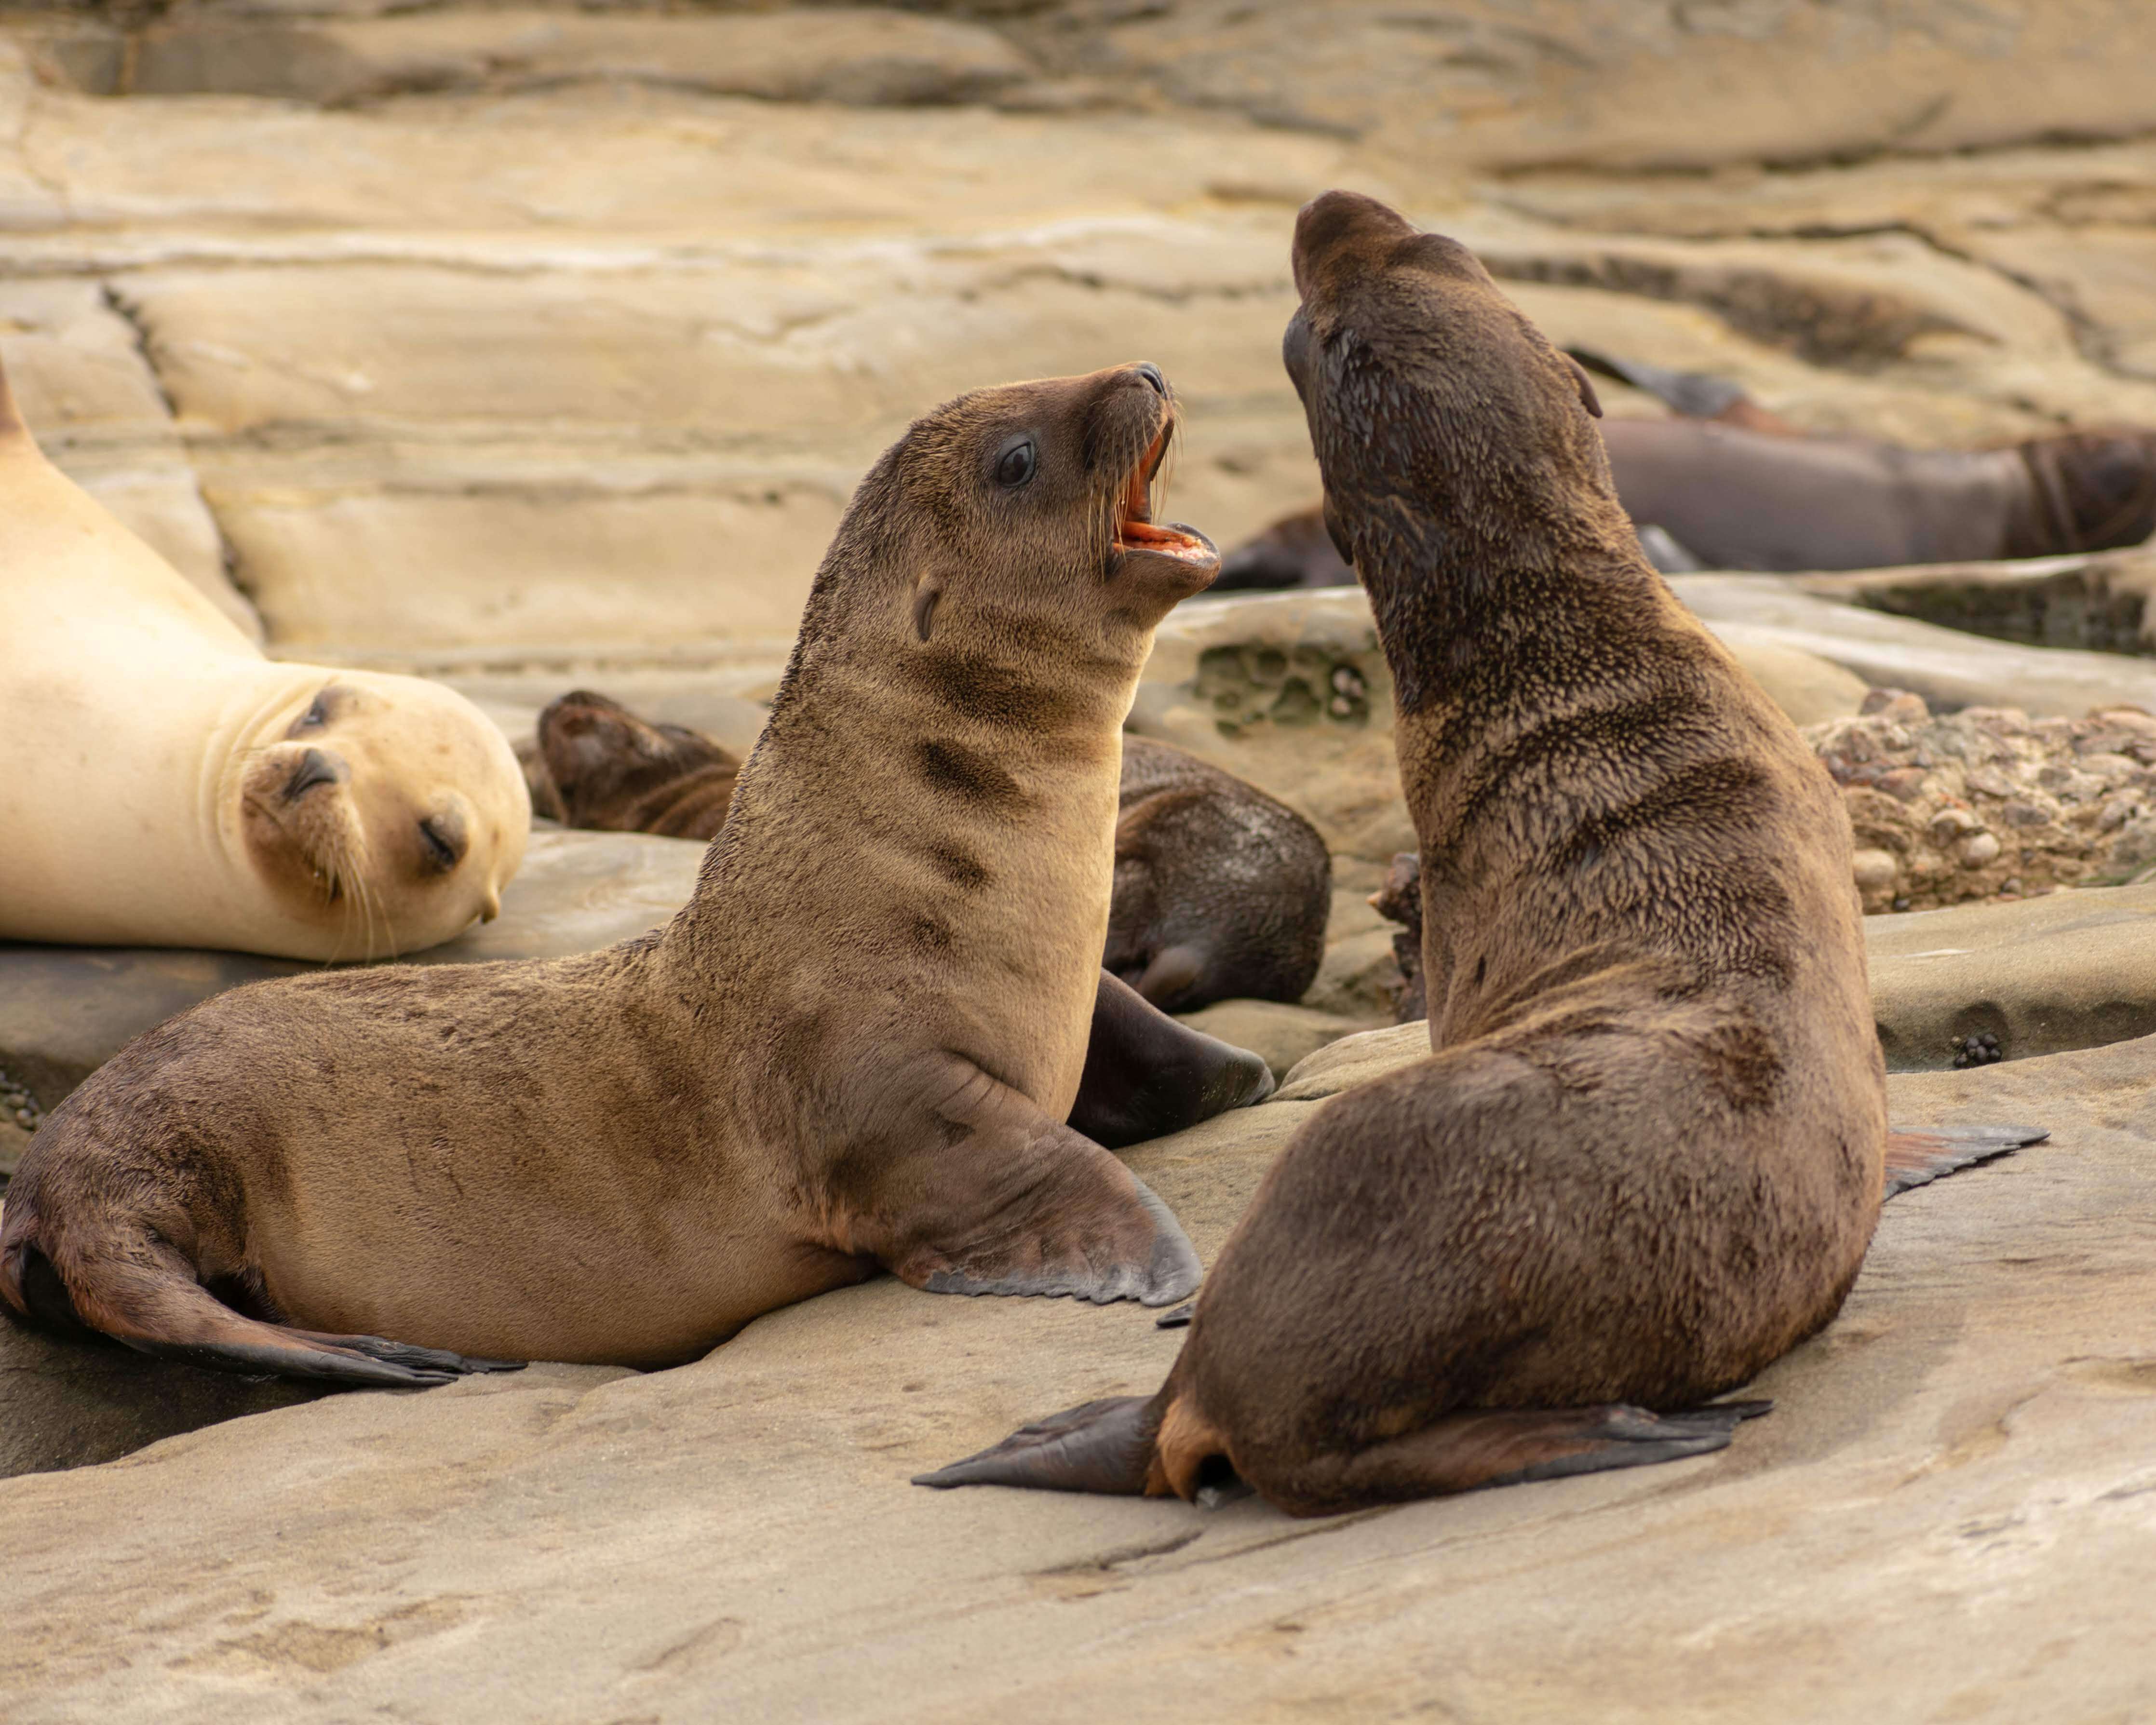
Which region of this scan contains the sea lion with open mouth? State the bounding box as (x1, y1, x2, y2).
(918, 197, 2039, 1516)
(1, 362, 1273, 1383)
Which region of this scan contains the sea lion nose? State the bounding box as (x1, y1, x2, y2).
(1133, 362, 1168, 397)
(283, 747, 344, 800)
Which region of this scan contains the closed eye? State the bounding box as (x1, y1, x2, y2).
(417, 819, 459, 872)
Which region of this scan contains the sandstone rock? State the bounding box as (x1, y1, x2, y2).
(0, 1036, 2141, 1716)
(1868, 880, 2156, 1071)
(1793, 547, 2156, 655)
(1672, 573, 2156, 717)
(1811, 691, 2156, 913)
(1275, 1019, 1427, 1101)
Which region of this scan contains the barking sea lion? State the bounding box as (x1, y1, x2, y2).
(919, 196, 2038, 1516)
(0, 354, 528, 961)
(0, 362, 1272, 1382)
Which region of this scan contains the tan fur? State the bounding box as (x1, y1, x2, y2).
(0, 364, 1225, 1376)
(0, 355, 526, 961)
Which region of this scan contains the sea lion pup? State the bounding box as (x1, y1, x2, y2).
(919, 195, 2037, 1515)
(1105, 736, 1330, 1012)
(0, 362, 1268, 1384)
(0, 355, 526, 961)
(521, 689, 742, 839)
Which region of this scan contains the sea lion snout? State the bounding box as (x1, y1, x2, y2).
(282, 746, 345, 801)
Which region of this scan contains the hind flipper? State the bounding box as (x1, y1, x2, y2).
(283, 1330, 526, 1375)
(1884, 1123, 2046, 1199)
(1068, 969, 1274, 1151)
(915, 1395, 1157, 1495)
(1255, 1400, 1772, 1514)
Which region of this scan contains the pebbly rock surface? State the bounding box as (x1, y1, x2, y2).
(1817, 691, 2156, 913)
(0, 1036, 2150, 1719)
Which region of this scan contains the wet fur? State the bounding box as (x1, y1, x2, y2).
(0, 365, 1253, 1378)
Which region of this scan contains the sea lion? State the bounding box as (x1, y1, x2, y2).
(0, 362, 1273, 1383)
(1106, 736, 1330, 1012)
(521, 689, 741, 839)
(918, 195, 2038, 1516)
(0, 356, 527, 962)
(1221, 353, 2156, 585)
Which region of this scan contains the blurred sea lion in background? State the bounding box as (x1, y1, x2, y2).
(1218, 346, 2156, 586)
(921, 193, 2039, 1518)
(0, 354, 527, 962)
(1, 361, 1275, 1384)
(520, 697, 1333, 1015)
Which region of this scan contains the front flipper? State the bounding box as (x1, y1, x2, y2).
(1068, 969, 1274, 1151)
(1884, 1123, 2047, 1199)
(853, 1050, 1201, 1307)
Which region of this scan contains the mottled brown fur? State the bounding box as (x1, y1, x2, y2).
(521, 691, 740, 840)
(923, 193, 1891, 1515)
(0, 364, 1258, 1383)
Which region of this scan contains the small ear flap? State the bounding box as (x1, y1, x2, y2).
(1567, 355, 1604, 419)
(912, 574, 943, 643)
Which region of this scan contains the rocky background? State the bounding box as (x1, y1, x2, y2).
(7, 6, 2156, 1720)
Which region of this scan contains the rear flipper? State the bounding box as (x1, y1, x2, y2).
(1068, 969, 1274, 1151)
(3, 1232, 521, 1388)
(915, 1395, 1158, 1495)
(1884, 1123, 2046, 1199)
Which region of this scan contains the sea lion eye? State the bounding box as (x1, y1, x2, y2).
(296, 694, 330, 730)
(417, 818, 461, 873)
(994, 438, 1038, 489)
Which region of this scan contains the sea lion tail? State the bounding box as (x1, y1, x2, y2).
(1883, 1123, 2046, 1199)
(914, 1394, 1162, 1496)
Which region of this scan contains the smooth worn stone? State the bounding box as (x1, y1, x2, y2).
(1275, 1019, 1427, 1101)
(1673, 573, 2156, 717)
(1868, 882, 2156, 1072)
(0, 1039, 2143, 1718)
(0, 829, 705, 1152)
(1173, 999, 1381, 1083)
(1296, 925, 1399, 1020)
(1792, 547, 2156, 655)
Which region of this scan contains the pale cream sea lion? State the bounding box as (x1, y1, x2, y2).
(0, 356, 527, 961)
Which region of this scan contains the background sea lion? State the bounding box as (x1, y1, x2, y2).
(517, 694, 1332, 1017)
(520, 689, 742, 839)
(0, 361, 1272, 1384)
(1106, 735, 1330, 1012)
(920, 195, 2037, 1517)
(0, 356, 528, 962)
(1220, 350, 2156, 585)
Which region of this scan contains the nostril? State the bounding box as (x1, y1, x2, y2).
(283, 748, 342, 800)
(1134, 362, 1167, 397)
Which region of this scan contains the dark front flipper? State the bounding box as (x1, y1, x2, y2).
(1883, 1124, 2047, 1199)
(859, 1050, 1201, 1307)
(915, 1395, 1158, 1494)
(1068, 969, 1275, 1151)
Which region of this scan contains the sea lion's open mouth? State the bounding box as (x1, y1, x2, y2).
(1110, 416, 1214, 574)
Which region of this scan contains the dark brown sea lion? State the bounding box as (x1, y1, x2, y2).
(0, 361, 1275, 1384)
(1105, 736, 1331, 1012)
(521, 689, 741, 839)
(919, 195, 2038, 1516)
(1222, 351, 2156, 585)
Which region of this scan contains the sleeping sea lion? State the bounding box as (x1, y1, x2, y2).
(520, 689, 742, 839)
(918, 195, 2038, 1516)
(0, 354, 527, 961)
(0, 362, 1272, 1383)
(1106, 736, 1330, 1012)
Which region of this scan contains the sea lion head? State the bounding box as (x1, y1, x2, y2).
(1281, 190, 1620, 585)
(238, 674, 529, 958)
(803, 362, 1219, 674)
(526, 690, 741, 840)
(2021, 427, 2156, 553)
